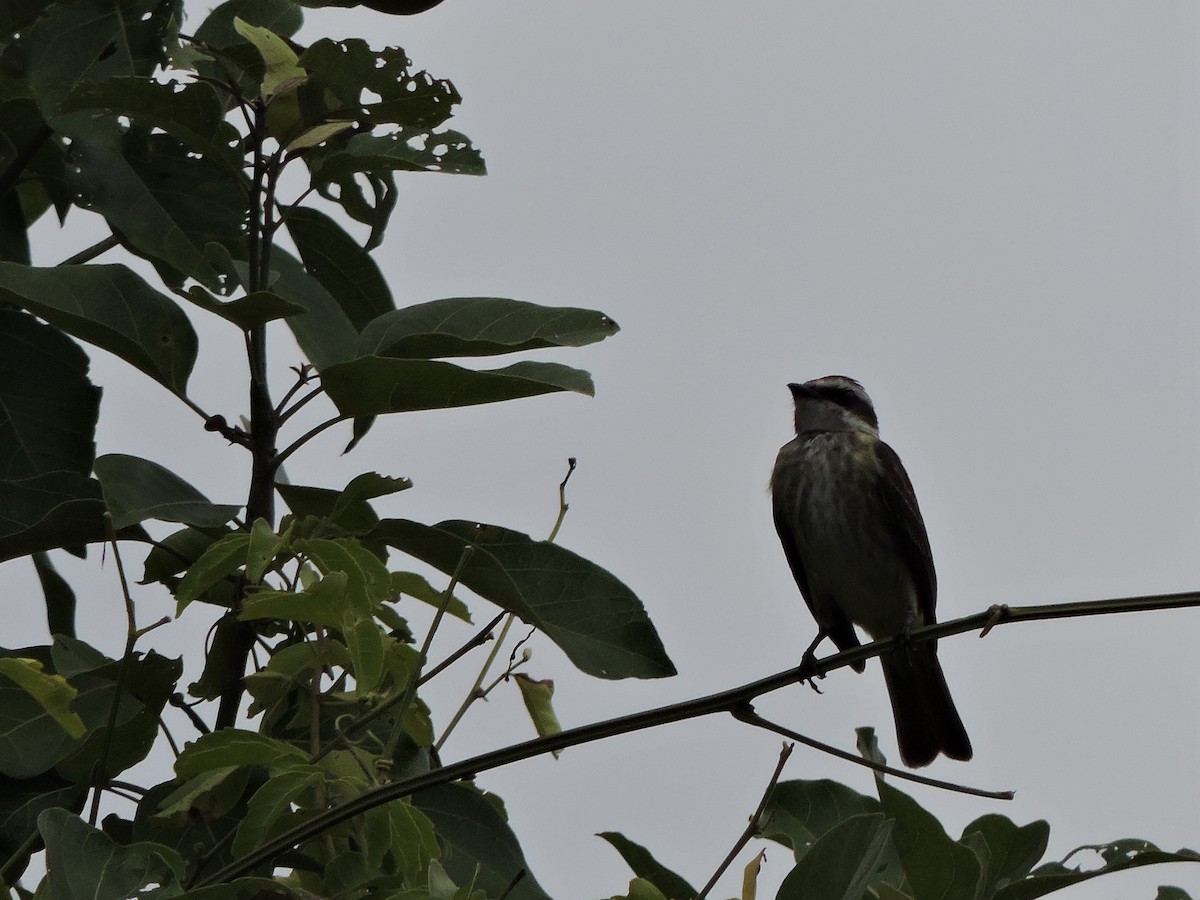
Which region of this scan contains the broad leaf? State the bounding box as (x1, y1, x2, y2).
(321, 357, 594, 417)
(175, 731, 308, 778)
(0, 263, 198, 395)
(761, 779, 884, 862)
(876, 778, 981, 900)
(287, 206, 393, 330)
(65, 135, 245, 291)
(412, 783, 551, 900)
(231, 766, 322, 858)
(0, 310, 100, 480)
(962, 814, 1050, 897)
(777, 814, 896, 900)
(38, 808, 185, 899)
(994, 841, 1200, 900)
(58, 78, 243, 170)
(233, 18, 307, 103)
(0, 658, 84, 738)
(513, 673, 562, 750)
(33, 551, 76, 638)
(358, 297, 619, 359)
(185, 287, 307, 330)
(272, 249, 360, 370)
(0, 471, 109, 563)
(597, 832, 696, 900)
(372, 519, 676, 680)
(95, 453, 240, 529)
(0, 773, 87, 884)
(310, 130, 485, 184)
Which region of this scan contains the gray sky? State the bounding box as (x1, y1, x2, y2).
(21, 2, 1200, 897)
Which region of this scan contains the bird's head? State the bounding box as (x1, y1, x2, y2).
(787, 375, 880, 437)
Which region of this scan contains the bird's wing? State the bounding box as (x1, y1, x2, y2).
(771, 443, 862, 656)
(874, 441, 938, 626)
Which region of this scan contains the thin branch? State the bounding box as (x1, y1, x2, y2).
(697, 743, 793, 899)
(546, 457, 576, 543)
(196, 588, 1200, 885)
(58, 233, 121, 266)
(420, 611, 508, 686)
(732, 707, 1010, 800)
(273, 414, 350, 468)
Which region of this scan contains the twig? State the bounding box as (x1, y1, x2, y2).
(732, 706, 1011, 800)
(420, 611, 508, 686)
(698, 743, 793, 899)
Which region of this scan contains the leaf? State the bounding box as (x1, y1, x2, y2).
(310, 130, 485, 183)
(343, 617, 386, 691)
(58, 77, 243, 170)
(38, 808, 186, 900)
(185, 287, 307, 330)
(94, 453, 240, 530)
(0, 309, 100, 480)
(231, 766, 323, 858)
(23, 0, 176, 117)
(65, 135, 245, 291)
(412, 783, 551, 900)
(321, 357, 595, 417)
(0, 471, 109, 563)
(371, 519, 676, 680)
(0, 263, 198, 395)
(175, 532, 251, 613)
(233, 18, 307, 102)
(296, 538, 390, 618)
(33, 551, 76, 638)
(961, 814, 1050, 896)
(286, 120, 355, 152)
(776, 813, 895, 900)
(0, 658, 84, 738)
(597, 832, 696, 900)
(245, 517, 289, 583)
(761, 779, 883, 862)
(391, 571, 471, 622)
(175, 731, 308, 778)
(876, 778, 981, 900)
(359, 297, 619, 359)
(0, 773, 87, 884)
(512, 674, 562, 752)
(287, 206, 393, 330)
(995, 841, 1200, 900)
(239, 572, 351, 627)
(272, 249, 361, 370)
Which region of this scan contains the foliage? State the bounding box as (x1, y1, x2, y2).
(0, 0, 1196, 898)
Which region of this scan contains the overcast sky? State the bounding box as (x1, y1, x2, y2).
(20, 2, 1200, 897)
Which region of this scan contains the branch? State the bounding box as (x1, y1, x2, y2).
(196, 588, 1200, 884)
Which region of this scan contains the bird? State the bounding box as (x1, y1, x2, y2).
(770, 375, 972, 767)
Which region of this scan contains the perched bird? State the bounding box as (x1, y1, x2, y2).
(770, 375, 972, 767)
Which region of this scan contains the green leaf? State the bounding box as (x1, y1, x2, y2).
(94, 453, 240, 530)
(185, 287, 307, 330)
(38, 808, 185, 900)
(231, 766, 323, 858)
(296, 537, 390, 617)
(321, 357, 595, 417)
(195, 0, 303, 49)
(391, 571, 471, 622)
(961, 814, 1050, 896)
(240, 572, 350, 627)
(343, 617, 386, 691)
(287, 206, 394, 330)
(175, 731, 308, 779)
(245, 517, 289, 583)
(272, 249, 361, 370)
(0, 471, 109, 563)
(0, 263, 198, 395)
(310, 130, 485, 183)
(175, 532, 251, 613)
(58, 77, 243, 170)
(0, 309, 100, 480)
(33, 551, 76, 638)
(412, 783, 551, 900)
(24, 0, 177, 117)
(777, 813, 895, 900)
(994, 841, 1200, 900)
(372, 520, 676, 680)
(597, 833, 696, 900)
(359, 297, 619, 359)
(141, 526, 223, 585)
(0, 773, 87, 884)
(876, 778, 981, 900)
(286, 120, 355, 152)
(512, 673, 562, 751)
(233, 18, 308, 102)
(761, 779, 883, 862)
(65, 135, 246, 291)
(0, 658, 84, 738)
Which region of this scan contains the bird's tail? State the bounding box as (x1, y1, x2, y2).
(880, 644, 972, 768)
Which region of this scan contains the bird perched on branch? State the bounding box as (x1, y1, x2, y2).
(770, 375, 972, 767)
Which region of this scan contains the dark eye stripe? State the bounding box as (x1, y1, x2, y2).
(818, 386, 878, 429)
